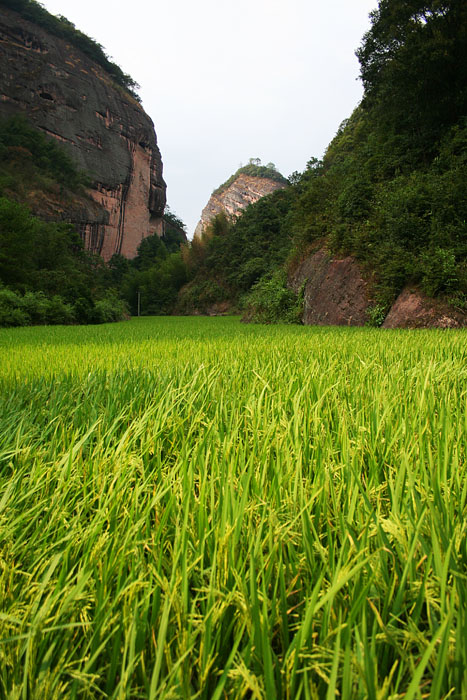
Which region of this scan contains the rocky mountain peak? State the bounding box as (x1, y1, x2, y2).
(194, 162, 287, 238)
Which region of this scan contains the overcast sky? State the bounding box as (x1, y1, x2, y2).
(40, 0, 376, 236)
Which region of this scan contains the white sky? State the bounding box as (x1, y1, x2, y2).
(40, 0, 376, 236)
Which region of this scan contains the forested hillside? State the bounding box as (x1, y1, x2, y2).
(182, 0, 467, 323)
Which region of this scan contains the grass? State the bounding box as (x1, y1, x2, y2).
(0, 316, 466, 699)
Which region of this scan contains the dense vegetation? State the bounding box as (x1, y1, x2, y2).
(0, 197, 127, 326)
(0, 116, 187, 325)
(0, 0, 140, 100)
(108, 211, 188, 317)
(1, 316, 466, 697)
(0, 114, 89, 192)
(212, 158, 288, 196)
(0, 116, 127, 325)
(178, 189, 295, 316)
(183, 0, 467, 322)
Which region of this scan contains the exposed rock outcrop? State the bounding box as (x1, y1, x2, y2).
(382, 287, 467, 329)
(289, 248, 467, 328)
(194, 174, 286, 238)
(0, 6, 166, 259)
(289, 249, 372, 326)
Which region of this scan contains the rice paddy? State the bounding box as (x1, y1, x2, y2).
(0, 316, 466, 699)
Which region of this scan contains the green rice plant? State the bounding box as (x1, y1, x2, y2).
(0, 317, 466, 698)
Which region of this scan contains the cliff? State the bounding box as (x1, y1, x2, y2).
(0, 5, 166, 259)
(289, 249, 372, 326)
(194, 173, 287, 238)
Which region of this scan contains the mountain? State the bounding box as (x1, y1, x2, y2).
(0, 1, 166, 260)
(194, 162, 287, 239)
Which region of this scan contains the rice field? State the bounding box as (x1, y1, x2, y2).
(0, 316, 466, 699)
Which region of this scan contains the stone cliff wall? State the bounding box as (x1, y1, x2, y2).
(194, 174, 286, 238)
(289, 249, 372, 326)
(0, 6, 166, 259)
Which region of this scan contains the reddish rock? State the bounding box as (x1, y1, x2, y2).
(383, 287, 467, 329)
(0, 6, 166, 260)
(289, 249, 372, 326)
(194, 174, 286, 238)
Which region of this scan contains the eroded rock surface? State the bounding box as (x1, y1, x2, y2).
(194, 174, 286, 238)
(289, 249, 467, 328)
(289, 249, 372, 326)
(382, 287, 467, 329)
(0, 6, 166, 259)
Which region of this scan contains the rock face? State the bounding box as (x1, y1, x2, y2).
(194, 174, 286, 238)
(289, 249, 372, 326)
(0, 6, 166, 259)
(289, 248, 467, 328)
(382, 287, 467, 329)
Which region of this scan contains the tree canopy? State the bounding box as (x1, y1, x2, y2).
(356, 0, 467, 160)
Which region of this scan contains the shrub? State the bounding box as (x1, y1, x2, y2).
(365, 303, 388, 327)
(0, 288, 78, 326)
(420, 247, 458, 297)
(92, 292, 128, 324)
(242, 271, 302, 324)
(0, 287, 29, 326)
(46, 296, 75, 325)
(72, 297, 95, 325)
(177, 280, 229, 315)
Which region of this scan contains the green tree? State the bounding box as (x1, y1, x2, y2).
(356, 0, 467, 161)
(133, 234, 167, 271)
(162, 207, 187, 252)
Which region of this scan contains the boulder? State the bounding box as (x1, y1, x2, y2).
(383, 287, 467, 329)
